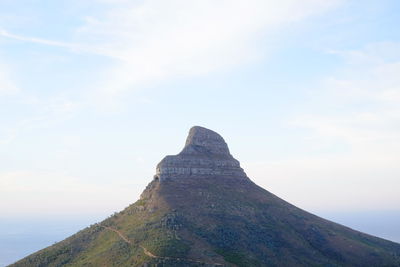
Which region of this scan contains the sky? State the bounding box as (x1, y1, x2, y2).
(1, 0, 400, 251)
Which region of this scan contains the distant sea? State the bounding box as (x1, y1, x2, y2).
(1, 211, 399, 266)
(315, 210, 400, 243)
(0, 215, 105, 267)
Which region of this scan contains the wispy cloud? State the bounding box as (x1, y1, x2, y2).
(79, 0, 343, 95)
(294, 42, 400, 147)
(0, 29, 78, 49)
(1, 0, 343, 98)
(262, 42, 400, 211)
(0, 29, 115, 57)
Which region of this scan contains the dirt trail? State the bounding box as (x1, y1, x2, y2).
(102, 226, 131, 244)
(139, 245, 158, 258)
(101, 225, 224, 266)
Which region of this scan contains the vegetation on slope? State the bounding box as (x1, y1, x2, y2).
(10, 176, 400, 267)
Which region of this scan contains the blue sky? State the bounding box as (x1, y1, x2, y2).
(1, 0, 400, 221)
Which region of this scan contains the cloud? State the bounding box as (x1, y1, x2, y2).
(0, 29, 77, 50)
(263, 42, 400, 211)
(294, 42, 400, 147)
(1, 1, 343, 98)
(323, 53, 400, 105)
(0, 29, 114, 57)
(79, 0, 343, 95)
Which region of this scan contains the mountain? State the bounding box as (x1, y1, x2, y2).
(10, 126, 400, 266)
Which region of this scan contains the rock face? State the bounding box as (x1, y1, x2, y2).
(155, 126, 247, 181)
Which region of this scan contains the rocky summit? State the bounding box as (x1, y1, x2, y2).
(11, 126, 400, 267)
(156, 126, 246, 181)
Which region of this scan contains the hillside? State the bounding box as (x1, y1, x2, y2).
(10, 126, 400, 266)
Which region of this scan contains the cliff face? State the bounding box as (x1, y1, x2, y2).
(156, 126, 246, 181)
(11, 126, 400, 267)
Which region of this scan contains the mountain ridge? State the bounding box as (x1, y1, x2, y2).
(10, 126, 400, 266)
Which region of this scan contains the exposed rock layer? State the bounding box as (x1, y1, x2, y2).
(156, 126, 247, 181)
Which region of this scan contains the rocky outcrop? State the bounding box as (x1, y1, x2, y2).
(155, 126, 247, 181)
